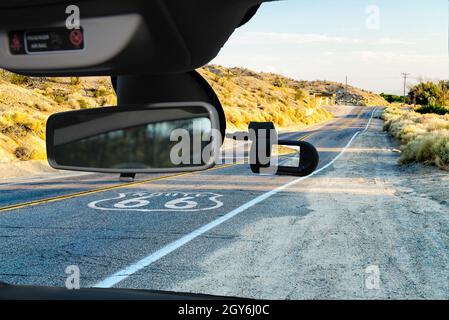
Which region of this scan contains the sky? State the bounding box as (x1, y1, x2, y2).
(211, 0, 449, 95)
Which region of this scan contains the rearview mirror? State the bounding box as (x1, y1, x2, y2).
(46, 102, 221, 174)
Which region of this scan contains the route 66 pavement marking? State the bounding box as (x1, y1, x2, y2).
(88, 191, 224, 212)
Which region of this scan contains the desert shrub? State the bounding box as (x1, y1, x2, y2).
(383, 106, 449, 170)
(415, 105, 449, 116)
(0, 112, 44, 133)
(78, 98, 91, 109)
(14, 146, 32, 161)
(33, 102, 50, 112)
(94, 85, 109, 98)
(70, 77, 81, 86)
(294, 89, 306, 101)
(380, 93, 404, 104)
(53, 93, 66, 105)
(408, 81, 448, 107)
(433, 136, 449, 168)
(272, 77, 285, 88)
(400, 131, 449, 169)
(13, 144, 45, 161)
(8, 73, 31, 86)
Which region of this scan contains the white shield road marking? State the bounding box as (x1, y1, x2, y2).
(88, 191, 224, 212)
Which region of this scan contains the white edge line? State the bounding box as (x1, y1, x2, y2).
(93, 108, 377, 288)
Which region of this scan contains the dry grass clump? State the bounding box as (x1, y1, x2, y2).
(0, 81, 60, 162)
(0, 111, 48, 161)
(383, 106, 449, 170)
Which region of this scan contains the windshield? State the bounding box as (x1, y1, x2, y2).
(1, 0, 449, 302)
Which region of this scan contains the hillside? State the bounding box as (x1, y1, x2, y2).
(199, 66, 388, 121)
(0, 66, 387, 164)
(198, 66, 334, 131)
(0, 70, 116, 163)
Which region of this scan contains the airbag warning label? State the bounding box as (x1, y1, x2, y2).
(9, 27, 84, 54)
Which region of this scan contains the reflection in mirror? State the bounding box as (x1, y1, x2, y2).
(54, 117, 212, 170)
(274, 145, 300, 168)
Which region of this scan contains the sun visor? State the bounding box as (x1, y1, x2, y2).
(0, 0, 273, 76)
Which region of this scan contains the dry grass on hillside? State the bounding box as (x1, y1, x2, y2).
(383, 106, 449, 170)
(199, 66, 333, 131)
(0, 70, 116, 162)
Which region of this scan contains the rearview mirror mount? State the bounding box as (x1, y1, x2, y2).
(248, 122, 320, 177)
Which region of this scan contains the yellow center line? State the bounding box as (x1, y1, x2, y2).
(337, 107, 366, 131)
(297, 131, 319, 141)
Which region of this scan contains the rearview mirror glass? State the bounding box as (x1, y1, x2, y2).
(46, 102, 221, 173)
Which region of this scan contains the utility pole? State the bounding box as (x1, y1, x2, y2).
(401, 73, 410, 105)
(345, 76, 348, 94)
(441, 80, 447, 107)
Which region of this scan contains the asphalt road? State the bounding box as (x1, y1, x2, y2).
(0, 106, 376, 295)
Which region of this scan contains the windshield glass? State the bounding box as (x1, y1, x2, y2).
(1, 0, 449, 301)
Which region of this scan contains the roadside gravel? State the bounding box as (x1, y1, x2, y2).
(172, 116, 449, 299)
